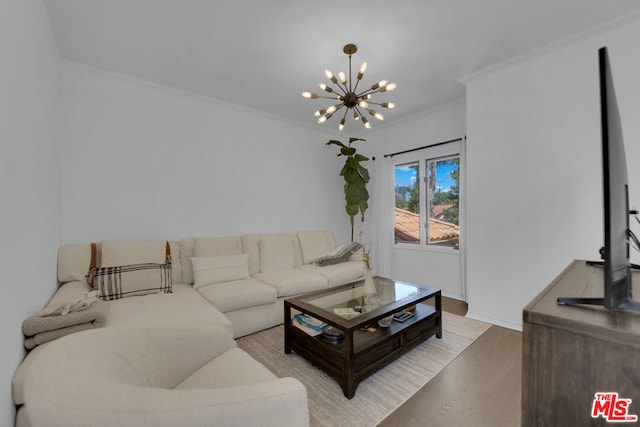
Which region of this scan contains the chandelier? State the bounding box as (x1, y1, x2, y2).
(302, 43, 395, 131)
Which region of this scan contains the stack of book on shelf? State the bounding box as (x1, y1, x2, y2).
(293, 313, 327, 337)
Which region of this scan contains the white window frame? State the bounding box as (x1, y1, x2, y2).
(393, 140, 462, 254)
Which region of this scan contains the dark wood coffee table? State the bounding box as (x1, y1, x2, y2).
(284, 276, 441, 398)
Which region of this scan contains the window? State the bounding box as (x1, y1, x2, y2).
(394, 149, 460, 248)
(394, 162, 420, 244)
(426, 156, 459, 247)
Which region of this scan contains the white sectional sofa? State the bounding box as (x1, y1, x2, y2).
(12, 230, 365, 427)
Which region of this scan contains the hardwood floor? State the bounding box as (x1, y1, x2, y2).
(379, 298, 523, 427)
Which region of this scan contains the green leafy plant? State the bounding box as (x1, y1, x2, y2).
(326, 137, 370, 241)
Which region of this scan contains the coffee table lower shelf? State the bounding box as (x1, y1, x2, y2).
(284, 303, 442, 399)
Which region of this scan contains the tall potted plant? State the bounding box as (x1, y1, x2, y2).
(326, 137, 370, 241)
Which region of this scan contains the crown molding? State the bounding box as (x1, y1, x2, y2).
(459, 10, 640, 84)
(61, 60, 330, 134)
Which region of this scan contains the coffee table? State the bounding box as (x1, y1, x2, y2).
(284, 276, 442, 398)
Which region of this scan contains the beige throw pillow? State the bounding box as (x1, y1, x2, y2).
(93, 262, 172, 301)
(191, 254, 250, 289)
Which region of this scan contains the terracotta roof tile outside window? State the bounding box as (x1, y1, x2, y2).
(394, 207, 459, 244)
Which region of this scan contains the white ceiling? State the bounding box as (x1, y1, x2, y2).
(43, 0, 640, 132)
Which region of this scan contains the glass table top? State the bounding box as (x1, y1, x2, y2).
(297, 276, 432, 319)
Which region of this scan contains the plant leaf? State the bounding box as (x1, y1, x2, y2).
(343, 169, 360, 183)
(348, 137, 366, 144)
(356, 163, 370, 183)
(326, 140, 347, 148)
(345, 204, 359, 216)
(341, 147, 357, 156)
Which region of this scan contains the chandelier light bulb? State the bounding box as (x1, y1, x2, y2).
(371, 80, 388, 90)
(302, 44, 394, 130)
(362, 116, 371, 129)
(318, 83, 333, 93)
(358, 62, 367, 79)
(324, 69, 338, 84)
(381, 82, 396, 92)
(369, 109, 384, 120)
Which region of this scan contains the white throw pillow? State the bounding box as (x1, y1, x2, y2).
(191, 254, 250, 289)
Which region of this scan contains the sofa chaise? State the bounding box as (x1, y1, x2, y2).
(12, 230, 365, 427)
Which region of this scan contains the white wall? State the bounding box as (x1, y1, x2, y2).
(368, 101, 467, 298)
(0, 0, 60, 424)
(59, 64, 352, 244)
(465, 20, 640, 329)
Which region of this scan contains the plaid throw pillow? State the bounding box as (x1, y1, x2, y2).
(313, 241, 362, 267)
(92, 262, 172, 301)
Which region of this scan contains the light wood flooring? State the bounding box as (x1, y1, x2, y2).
(378, 297, 523, 427)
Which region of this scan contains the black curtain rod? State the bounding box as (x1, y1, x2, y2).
(383, 137, 463, 158)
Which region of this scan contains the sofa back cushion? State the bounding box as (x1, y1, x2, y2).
(297, 231, 337, 264)
(101, 241, 167, 266)
(179, 236, 243, 285)
(58, 244, 92, 284)
(193, 236, 243, 257)
(58, 241, 184, 286)
(240, 234, 261, 275)
(259, 234, 297, 273)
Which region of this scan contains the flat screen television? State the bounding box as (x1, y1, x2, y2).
(557, 46, 640, 311)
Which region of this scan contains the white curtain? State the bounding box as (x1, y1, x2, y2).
(369, 155, 395, 277)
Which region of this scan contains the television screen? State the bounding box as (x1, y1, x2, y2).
(599, 46, 633, 309)
(557, 47, 638, 311)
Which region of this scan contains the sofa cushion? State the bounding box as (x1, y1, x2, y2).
(57, 244, 92, 283)
(254, 269, 328, 297)
(58, 241, 185, 290)
(298, 261, 365, 287)
(101, 240, 167, 266)
(105, 284, 233, 336)
(240, 234, 261, 276)
(191, 254, 250, 290)
(196, 278, 277, 313)
(176, 347, 276, 389)
(193, 236, 243, 257)
(21, 326, 309, 427)
(297, 231, 336, 264)
(260, 234, 296, 272)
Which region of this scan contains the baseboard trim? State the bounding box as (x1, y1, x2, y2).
(465, 311, 522, 332)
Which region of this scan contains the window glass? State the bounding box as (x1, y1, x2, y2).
(426, 156, 459, 247)
(393, 151, 461, 249)
(394, 162, 420, 244)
